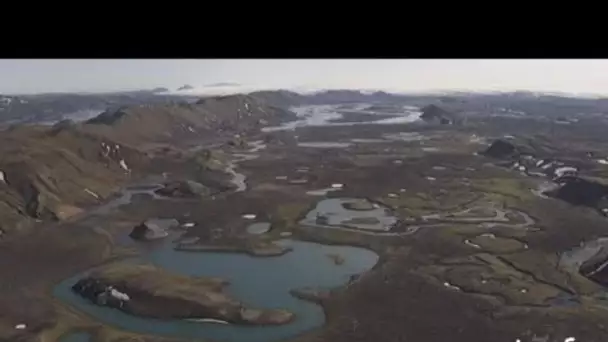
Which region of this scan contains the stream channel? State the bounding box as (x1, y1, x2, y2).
(55, 156, 379, 342)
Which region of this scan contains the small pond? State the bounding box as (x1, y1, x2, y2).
(247, 222, 272, 235)
(300, 198, 398, 231)
(54, 239, 378, 342)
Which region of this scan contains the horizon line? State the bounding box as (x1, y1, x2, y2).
(2, 85, 608, 99)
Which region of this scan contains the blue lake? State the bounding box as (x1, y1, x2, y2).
(54, 239, 378, 342)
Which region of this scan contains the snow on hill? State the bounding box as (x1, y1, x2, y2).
(157, 84, 268, 97)
(156, 84, 404, 98)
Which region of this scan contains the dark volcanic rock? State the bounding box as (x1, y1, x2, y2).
(481, 139, 518, 159)
(70, 265, 294, 324)
(155, 180, 212, 198)
(546, 177, 608, 207)
(227, 136, 247, 148)
(86, 108, 129, 125)
(129, 219, 177, 240)
(580, 247, 608, 283)
(419, 105, 455, 124)
(579, 245, 608, 287)
(71, 278, 129, 309)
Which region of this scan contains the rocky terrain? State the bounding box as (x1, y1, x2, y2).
(1, 89, 608, 342)
(71, 264, 294, 324)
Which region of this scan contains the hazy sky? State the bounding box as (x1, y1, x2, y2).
(2, 59, 608, 95)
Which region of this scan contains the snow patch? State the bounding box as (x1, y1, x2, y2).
(306, 188, 340, 196)
(84, 188, 100, 199)
(0, 171, 5, 183)
(159, 83, 268, 96)
(464, 239, 481, 249)
(242, 214, 257, 220)
(541, 161, 555, 170)
(119, 159, 130, 172)
(331, 183, 344, 189)
(14, 324, 26, 330)
(554, 166, 577, 178)
(188, 318, 230, 324)
(110, 288, 130, 301)
(443, 282, 461, 291)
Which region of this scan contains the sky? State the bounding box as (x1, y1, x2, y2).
(2, 59, 608, 95)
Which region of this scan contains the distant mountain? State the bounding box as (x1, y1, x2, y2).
(248, 90, 305, 107)
(206, 82, 241, 87)
(160, 84, 262, 97)
(3, 88, 608, 129)
(151, 87, 170, 93)
(83, 93, 294, 147)
(0, 91, 198, 126)
(177, 85, 195, 91)
(248, 89, 411, 107)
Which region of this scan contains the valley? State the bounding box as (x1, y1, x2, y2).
(1, 89, 608, 342)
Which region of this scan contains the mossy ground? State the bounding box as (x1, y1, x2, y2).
(5, 119, 608, 342)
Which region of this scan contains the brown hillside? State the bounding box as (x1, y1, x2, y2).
(0, 94, 293, 236)
(0, 125, 148, 235)
(83, 94, 293, 147)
